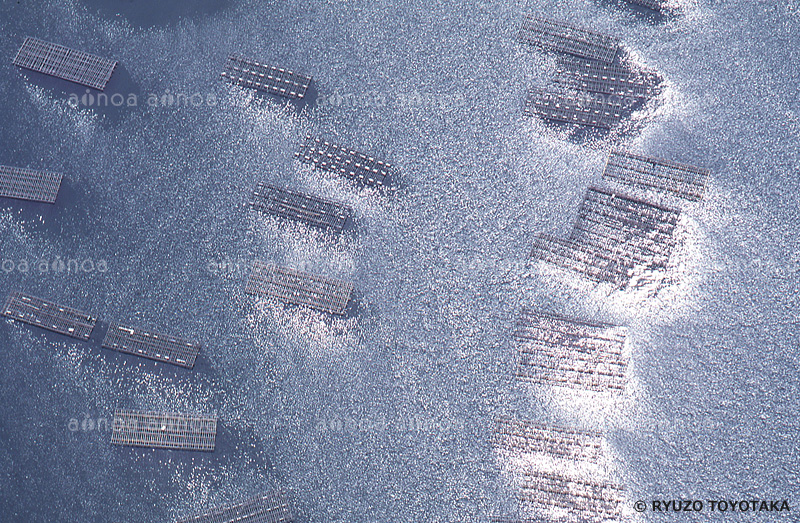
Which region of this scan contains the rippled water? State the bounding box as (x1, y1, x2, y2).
(1, 0, 798, 521)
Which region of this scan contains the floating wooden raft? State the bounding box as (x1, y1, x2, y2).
(517, 15, 620, 63)
(2, 291, 97, 340)
(554, 57, 663, 99)
(0, 165, 63, 203)
(529, 233, 631, 285)
(102, 323, 200, 369)
(569, 187, 679, 269)
(519, 470, 625, 520)
(297, 135, 392, 187)
(603, 150, 710, 201)
(494, 418, 605, 463)
(177, 491, 293, 523)
(513, 309, 628, 392)
(245, 261, 353, 315)
(221, 55, 312, 100)
(251, 183, 352, 232)
(12, 37, 117, 90)
(525, 86, 625, 129)
(530, 188, 680, 284)
(111, 410, 217, 451)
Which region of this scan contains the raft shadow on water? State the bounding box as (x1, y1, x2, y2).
(596, 0, 672, 24)
(13, 62, 142, 128)
(0, 176, 108, 240)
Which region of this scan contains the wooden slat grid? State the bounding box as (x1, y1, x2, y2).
(517, 15, 620, 63)
(0, 165, 63, 203)
(569, 187, 679, 271)
(554, 57, 663, 99)
(251, 183, 352, 232)
(529, 234, 631, 285)
(297, 135, 392, 187)
(569, 189, 677, 268)
(245, 261, 353, 315)
(221, 55, 311, 100)
(102, 323, 200, 369)
(525, 87, 625, 129)
(530, 188, 680, 285)
(520, 470, 625, 520)
(513, 309, 628, 392)
(493, 418, 605, 463)
(111, 410, 217, 451)
(177, 491, 293, 523)
(12, 37, 117, 90)
(603, 150, 710, 201)
(2, 291, 97, 340)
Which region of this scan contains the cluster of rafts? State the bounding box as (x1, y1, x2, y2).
(492, 5, 713, 523)
(520, 0, 677, 133)
(520, 14, 663, 133)
(530, 150, 709, 287)
(218, 53, 397, 315)
(492, 310, 630, 522)
(4, 34, 400, 523)
(4, 4, 707, 522)
(516, 11, 710, 287)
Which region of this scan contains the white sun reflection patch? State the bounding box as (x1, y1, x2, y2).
(246, 301, 359, 359)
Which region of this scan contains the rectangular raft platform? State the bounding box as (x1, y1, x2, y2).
(221, 55, 311, 100)
(603, 150, 710, 201)
(0, 165, 63, 203)
(525, 87, 625, 129)
(529, 233, 631, 285)
(520, 470, 625, 520)
(513, 309, 628, 392)
(251, 183, 352, 232)
(111, 410, 217, 451)
(517, 15, 620, 63)
(177, 491, 293, 523)
(493, 418, 605, 463)
(12, 37, 117, 90)
(554, 57, 663, 99)
(245, 261, 354, 315)
(297, 135, 392, 187)
(2, 291, 97, 340)
(102, 323, 200, 369)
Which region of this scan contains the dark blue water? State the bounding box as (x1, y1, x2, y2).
(1, 0, 799, 522)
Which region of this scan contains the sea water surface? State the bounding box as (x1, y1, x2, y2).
(0, 0, 798, 521)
